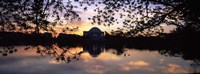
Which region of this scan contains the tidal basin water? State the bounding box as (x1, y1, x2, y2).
(0, 44, 199, 74)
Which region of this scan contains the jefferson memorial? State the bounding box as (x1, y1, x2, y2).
(83, 27, 104, 41)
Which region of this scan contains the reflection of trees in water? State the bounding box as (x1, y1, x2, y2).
(0, 46, 17, 56)
(134, 45, 200, 73)
(190, 60, 200, 73)
(32, 45, 84, 63)
(0, 45, 84, 63)
(0, 43, 200, 72)
(0, 43, 130, 63)
(159, 49, 200, 73)
(159, 49, 183, 57)
(158, 48, 200, 73)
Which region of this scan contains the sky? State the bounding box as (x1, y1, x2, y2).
(50, 1, 113, 35)
(49, 0, 175, 36)
(0, 0, 176, 36)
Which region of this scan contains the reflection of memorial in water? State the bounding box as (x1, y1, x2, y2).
(82, 42, 128, 58)
(83, 42, 104, 57)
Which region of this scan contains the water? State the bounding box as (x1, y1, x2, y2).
(0, 44, 199, 74)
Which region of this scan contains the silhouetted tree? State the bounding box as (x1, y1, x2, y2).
(0, 0, 81, 33)
(87, 0, 200, 36)
(1, 0, 199, 36)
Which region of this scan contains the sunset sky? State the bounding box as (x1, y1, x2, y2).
(51, 2, 120, 35)
(49, 1, 175, 36)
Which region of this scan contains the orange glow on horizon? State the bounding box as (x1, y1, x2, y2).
(54, 21, 109, 36)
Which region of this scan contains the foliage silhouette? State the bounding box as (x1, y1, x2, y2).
(0, 0, 81, 33)
(1, 0, 199, 36)
(84, 0, 200, 36)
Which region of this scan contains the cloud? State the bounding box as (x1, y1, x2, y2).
(80, 52, 95, 62)
(160, 58, 164, 64)
(128, 61, 149, 67)
(165, 64, 188, 73)
(49, 60, 62, 64)
(120, 60, 154, 72)
(121, 66, 131, 71)
(96, 52, 122, 61)
(85, 65, 105, 74)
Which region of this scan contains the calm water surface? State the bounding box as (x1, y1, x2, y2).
(0, 44, 199, 74)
